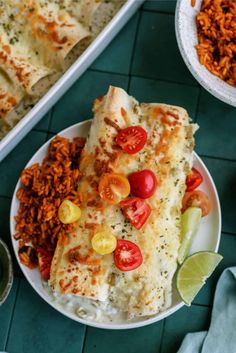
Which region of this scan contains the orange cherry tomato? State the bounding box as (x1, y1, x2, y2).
(182, 190, 211, 217)
(186, 168, 203, 192)
(99, 173, 130, 205)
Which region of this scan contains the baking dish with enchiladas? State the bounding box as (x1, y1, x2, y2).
(0, 0, 144, 161)
(10, 87, 221, 329)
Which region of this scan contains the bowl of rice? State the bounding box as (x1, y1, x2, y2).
(175, 0, 236, 107)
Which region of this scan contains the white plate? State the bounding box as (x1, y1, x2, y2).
(10, 120, 221, 329)
(175, 0, 236, 107)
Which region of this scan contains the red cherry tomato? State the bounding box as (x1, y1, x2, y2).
(37, 248, 53, 280)
(186, 168, 203, 192)
(115, 126, 147, 154)
(128, 169, 157, 199)
(120, 197, 151, 229)
(114, 239, 143, 271)
(182, 190, 211, 217)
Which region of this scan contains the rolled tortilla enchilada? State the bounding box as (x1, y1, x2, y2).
(49, 86, 196, 318)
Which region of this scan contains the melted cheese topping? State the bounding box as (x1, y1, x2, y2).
(50, 86, 196, 318)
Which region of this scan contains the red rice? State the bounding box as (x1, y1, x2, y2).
(15, 135, 85, 269)
(196, 0, 236, 86)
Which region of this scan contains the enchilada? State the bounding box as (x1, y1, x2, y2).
(49, 86, 196, 318)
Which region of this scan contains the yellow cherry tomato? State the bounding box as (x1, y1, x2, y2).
(98, 173, 130, 205)
(91, 231, 117, 255)
(58, 200, 81, 224)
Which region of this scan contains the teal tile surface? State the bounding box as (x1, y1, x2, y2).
(202, 156, 236, 234)
(84, 321, 163, 353)
(143, 0, 176, 13)
(91, 14, 139, 74)
(6, 279, 86, 353)
(0, 131, 46, 198)
(50, 70, 129, 133)
(161, 305, 211, 353)
(129, 76, 199, 119)
(195, 89, 236, 159)
(34, 110, 51, 132)
(0, 4, 235, 352)
(132, 12, 196, 85)
(0, 279, 19, 351)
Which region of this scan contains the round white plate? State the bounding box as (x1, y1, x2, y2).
(175, 0, 236, 107)
(10, 120, 221, 329)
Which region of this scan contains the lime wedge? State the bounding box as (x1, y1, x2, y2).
(178, 207, 202, 264)
(176, 251, 223, 306)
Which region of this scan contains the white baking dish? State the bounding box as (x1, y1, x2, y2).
(0, 0, 144, 162)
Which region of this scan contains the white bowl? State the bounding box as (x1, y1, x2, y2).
(10, 120, 221, 329)
(175, 0, 236, 107)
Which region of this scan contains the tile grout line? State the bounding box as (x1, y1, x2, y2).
(46, 107, 55, 140)
(88, 67, 199, 89)
(4, 279, 21, 351)
(81, 326, 88, 353)
(221, 230, 236, 237)
(141, 8, 175, 16)
(199, 153, 236, 163)
(193, 84, 201, 122)
(32, 128, 49, 134)
(0, 194, 11, 200)
(192, 302, 212, 308)
(88, 67, 129, 79)
(159, 318, 166, 353)
(127, 10, 142, 92)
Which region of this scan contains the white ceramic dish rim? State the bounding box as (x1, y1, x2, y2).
(10, 120, 222, 329)
(175, 0, 236, 108)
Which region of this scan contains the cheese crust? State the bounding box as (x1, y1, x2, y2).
(49, 86, 196, 318)
(0, 1, 123, 137)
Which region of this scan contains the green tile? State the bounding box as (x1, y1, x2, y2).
(161, 305, 211, 353)
(132, 12, 196, 85)
(143, 0, 176, 13)
(0, 278, 19, 351)
(84, 321, 163, 353)
(195, 89, 236, 160)
(193, 232, 236, 306)
(0, 197, 22, 277)
(50, 70, 129, 133)
(201, 156, 236, 234)
(218, 233, 236, 269)
(129, 76, 199, 119)
(7, 279, 86, 353)
(0, 131, 47, 198)
(34, 110, 51, 131)
(91, 14, 139, 74)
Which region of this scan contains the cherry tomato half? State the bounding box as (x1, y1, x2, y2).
(37, 248, 53, 280)
(128, 169, 157, 199)
(115, 126, 147, 154)
(99, 173, 130, 204)
(182, 190, 211, 217)
(120, 197, 151, 229)
(186, 168, 203, 192)
(114, 239, 143, 271)
(91, 231, 117, 255)
(58, 200, 81, 224)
